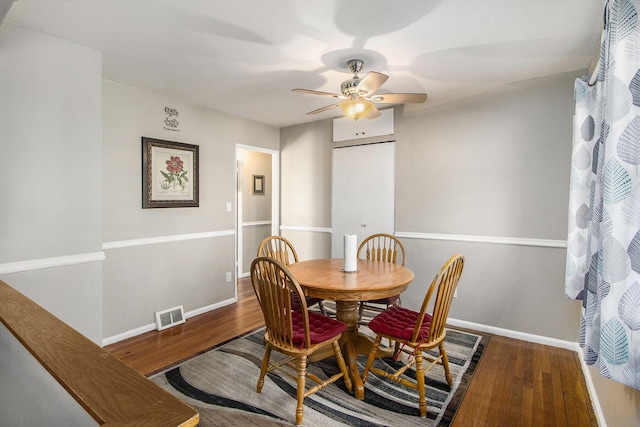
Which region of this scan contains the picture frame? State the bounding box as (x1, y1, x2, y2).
(253, 175, 265, 195)
(142, 137, 199, 208)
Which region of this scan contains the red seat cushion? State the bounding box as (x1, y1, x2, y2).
(368, 306, 432, 342)
(291, 310, 346, 348)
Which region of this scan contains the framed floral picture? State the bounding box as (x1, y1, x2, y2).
(142, 137, 199, 208)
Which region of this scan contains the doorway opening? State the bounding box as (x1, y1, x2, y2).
(235, 145, 279, 286)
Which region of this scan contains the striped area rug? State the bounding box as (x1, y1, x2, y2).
(150, 312, 487, 426)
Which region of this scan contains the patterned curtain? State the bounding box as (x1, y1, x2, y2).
(566, 0, 640, 390)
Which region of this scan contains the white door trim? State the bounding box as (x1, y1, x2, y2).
(235, 144, 280, 284)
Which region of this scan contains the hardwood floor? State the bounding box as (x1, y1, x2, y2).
(105, 277, 263, 376)
(105, 277, 598, 426)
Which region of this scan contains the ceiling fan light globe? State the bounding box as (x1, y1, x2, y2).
(340, 99, 374, 119)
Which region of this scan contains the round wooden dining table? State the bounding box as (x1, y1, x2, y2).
(287, 258, 415, 400)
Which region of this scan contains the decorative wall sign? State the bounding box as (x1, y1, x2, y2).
(142, 137, 199, 208)
(253, 175, 265, 195)
(163, 107, 180, 131)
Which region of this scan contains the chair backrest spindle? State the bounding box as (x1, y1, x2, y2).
(358, 233, 405, 266)
(413, 254, 464, 344)
(257, 236, 299, 266)
(251, 256, 311, 349)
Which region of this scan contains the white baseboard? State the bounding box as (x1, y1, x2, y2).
(101, 297, 236, 347)
(447, 317, 578, 350)
(448, 317, 605, 427)
(184, 298, 236, 318)
(102, 323, 156, 347)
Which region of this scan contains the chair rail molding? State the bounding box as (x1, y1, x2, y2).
(103, 229, 235, 250)
(0, 252, 106, 275)
(243, 220, 272, 227)
(280, 225, 332, 234)
(395, 231, 567, 249)
(277, 229, 567, 248)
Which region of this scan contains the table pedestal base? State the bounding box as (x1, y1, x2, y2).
(308, 300, 393, 400)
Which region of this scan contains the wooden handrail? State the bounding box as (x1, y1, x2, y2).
(0, 280, 199, 426)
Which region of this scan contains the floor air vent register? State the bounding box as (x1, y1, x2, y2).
(155, 305, 185, 331)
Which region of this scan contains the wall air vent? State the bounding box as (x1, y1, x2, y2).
(155, 305, 186, 331)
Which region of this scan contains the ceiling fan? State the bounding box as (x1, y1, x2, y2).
(292, 59, 427, 120)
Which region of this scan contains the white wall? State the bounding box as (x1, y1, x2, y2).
(102, 81, 279, 340)
(0, 22, 103, 343)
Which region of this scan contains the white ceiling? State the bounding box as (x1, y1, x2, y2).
(4, 0, 604, 128)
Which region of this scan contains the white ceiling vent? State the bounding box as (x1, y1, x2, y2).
(155, 305, 185, 331)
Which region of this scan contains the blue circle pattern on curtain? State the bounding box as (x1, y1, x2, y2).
(567, 0, 640, 391)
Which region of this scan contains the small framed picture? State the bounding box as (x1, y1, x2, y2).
(142, 137, 199, 208)
(253, 175, 265, 195)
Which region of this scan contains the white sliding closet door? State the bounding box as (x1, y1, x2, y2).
(331, 142, 395, 257)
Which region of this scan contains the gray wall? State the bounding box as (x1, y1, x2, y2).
(0, 22, 104, 343)
(102, 81, 279, 340)
(280, 72, 580, 340)
(280, 120, 333, 260)
(394, 73, 581, 340)
(279, 71, 640, 426)
(0, 22, 280, 344)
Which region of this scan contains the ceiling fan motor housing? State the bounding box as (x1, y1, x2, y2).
(342, 59, 366, 98)
(341, 78, 362, 97)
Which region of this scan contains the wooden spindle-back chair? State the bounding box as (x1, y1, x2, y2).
(257, 235, 299, 266)
(250, 257, 353, 426)
(361, 254, 465, 418)
(357, 233, 406, 320)
(257, 235, 325, 314)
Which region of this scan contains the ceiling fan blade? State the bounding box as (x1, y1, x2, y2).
(292, 88, 343, 98)
(366, 105, 381, 119)
(356, 71, 389, 95)
(306, 103, 340, 115)
(371, 93, 428, 104)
